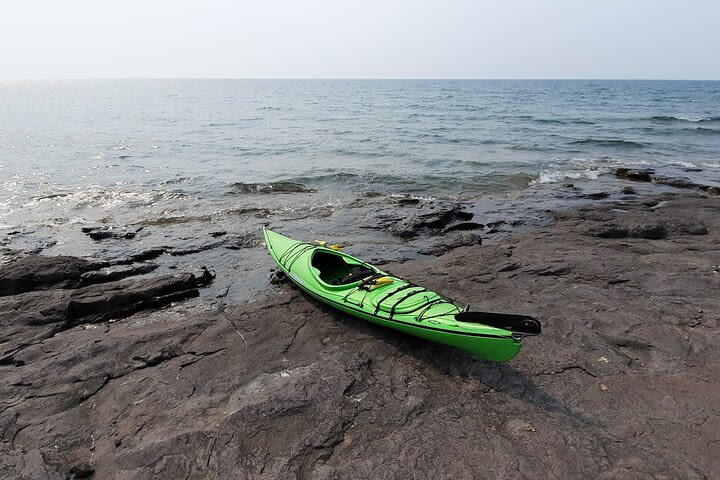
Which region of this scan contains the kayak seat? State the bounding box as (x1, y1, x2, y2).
(311, 250, 374, 285)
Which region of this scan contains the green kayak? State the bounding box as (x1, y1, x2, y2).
(263, 228, 540, 362)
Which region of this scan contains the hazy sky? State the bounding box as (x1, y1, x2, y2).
(1, 0, 719, 79)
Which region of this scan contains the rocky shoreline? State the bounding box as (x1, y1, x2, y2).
(1, 185, 719, 479)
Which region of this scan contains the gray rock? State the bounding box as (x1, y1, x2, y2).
(83, 226, 138, 240)
(417, 232, 482, 256)
(364, 202, 475, 238)
(80, 263, 159, 285)
(2, 194, 719, 479)
(0, 255, 108, 296)
(613, 167, 655, 181)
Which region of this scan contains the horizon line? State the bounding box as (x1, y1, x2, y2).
(2, 77, 720, 82)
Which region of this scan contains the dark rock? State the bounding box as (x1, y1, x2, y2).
(613, 168, 717, 194)
(69, 462, 95, 478)
(363, 202, 474, 238)
(195, 266, 216, 286)
(210, 231, 227, 238)
(224, 232, 262, 250)
(83, 226, 138, 241)
(621, 186, 637, 194)
(392, 207, 474, 238)
(498, 261, 522, 272)
(592, 226, 630, 238)
(442, 221, 484, 234)
(629, 224, 667, 239)
(704, 186, 720, 196)
(395, 197, 421, 206)
(525, 264, 574, 276)
(613, 168, 655, 182)
(417, 232, 482, 256)
(0, 255, 108, 296)
(652, 176, 702, 190)
(485, 220, 507, 234)
(0, 270, 208, 360)
(130, 248, 166, 262)
(168, 240, 225, 256)
(680, 224, 708, 236)
(112, 248, 166, 265)
(592, 224, 667, 240)
(583, 192, 610, 200)
(269, 270, 288, 285)
(80, 263, 159, 285)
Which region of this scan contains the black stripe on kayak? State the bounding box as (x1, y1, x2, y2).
(285, 245, 316, 271)
(373, 284, 420, 315)
(278, 242, 310, 265)
(416, 298, 449, 322)
(277, 266, 510, 340)
(283, 244, 313, 268)
(389, 288, 429, 318)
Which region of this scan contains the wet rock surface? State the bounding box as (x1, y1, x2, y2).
(362, 201, 476, 238)
(613, 167, 720, 195)
(416, 232, 482, 256)
(1, 194, 719, 479)
(82, 226, 140, 241)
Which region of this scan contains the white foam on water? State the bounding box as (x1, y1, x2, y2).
(530, 168, 603, 185)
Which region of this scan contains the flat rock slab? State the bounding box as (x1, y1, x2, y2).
(1, 194, 719, 479)
(0, 255, 109, 296)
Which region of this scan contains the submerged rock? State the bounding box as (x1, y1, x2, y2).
(613, 167, 655, 181)
(82, 226, 139, 241)
(613, 167, 720, 196)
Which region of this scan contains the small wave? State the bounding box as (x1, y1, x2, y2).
(509, 144, 552, 152)
(533, 118, 566, 125)
(570, 138, 645, 149)
(228, 181, 317, 194)
(230, 145, 304, 156)
(649, 115, 720, 123)
(161, 177, 193, 185)
(530, 168, 604, 185)
(286, 172, 360, 184)
(412, 134, 489, 146)
(331, 148, 387, 158)
(686, 127, 720, 135)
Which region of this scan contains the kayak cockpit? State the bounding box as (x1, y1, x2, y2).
(310, 250, 379, 286)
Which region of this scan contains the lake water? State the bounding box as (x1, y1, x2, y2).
(1, 79, 719, 299)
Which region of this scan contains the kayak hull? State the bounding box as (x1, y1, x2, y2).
(263, 228, 524, 362)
